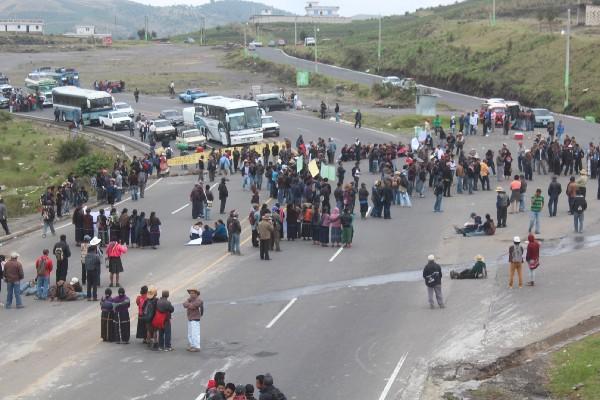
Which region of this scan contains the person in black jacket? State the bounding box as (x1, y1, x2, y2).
(257, 373, 287, 400)
(156, 290, 175, 351)
(53, 234, 72, 283)
(573, 189, 587, 233)
(423, 254, 444, 309)
(382, 180, 393, 219)
(547, 175, 562, 217)
(218, 178, 229, 215)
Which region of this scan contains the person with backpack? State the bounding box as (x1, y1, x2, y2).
(41, 200, 56, 238)
(142, 286, 158, 348)
(34, 249, 53, 300)
(340, 208, 353, 248)
(154, 290, 174, 351)
(256, 373, 287, 400)
(508, 236, 524, 289)
(183, 288, 203, 352)
(112, 287, 130, 344)
(84, 244, 101, 301)
(53, 234, 71, 283)
(100, 288, 115, 342)
(572, 188, 587, 233)
(423, 254, 444, 309)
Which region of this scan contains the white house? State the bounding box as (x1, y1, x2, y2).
(0, 19, 44, 34)
(64, 25, 111, 39)
(305, 1, 340, 17)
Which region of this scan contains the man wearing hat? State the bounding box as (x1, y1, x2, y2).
(183, 288, 204, 352)
(508, 236, 524, 289)
(495, 186, 509, 228)
(4, 252, 24, 308)
(450, 255, 487, 279)
(257, 215, 274, 260)
(423, 255, 444, 309)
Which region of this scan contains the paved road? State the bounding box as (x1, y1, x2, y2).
(2, 53, 600, 400)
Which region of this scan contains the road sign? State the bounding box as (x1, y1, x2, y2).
(296, 71, 310, 87)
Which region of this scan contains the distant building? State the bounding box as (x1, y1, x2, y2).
(584, 4, 600, 26)
(0, 19, 44, 34)
(64, 25, 111, 39)
(250, 1, 350, 24)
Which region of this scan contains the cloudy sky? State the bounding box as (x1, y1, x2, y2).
(135, 0, 461, 16)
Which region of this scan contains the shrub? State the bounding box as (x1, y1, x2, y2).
(56, 137, 90, 162)
(74, 153, 113, 177)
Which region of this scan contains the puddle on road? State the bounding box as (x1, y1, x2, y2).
(208, 234, 600, 306)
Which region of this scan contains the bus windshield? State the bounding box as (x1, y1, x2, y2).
(228, 107, 260, 131)
(89, 97, 113, 110)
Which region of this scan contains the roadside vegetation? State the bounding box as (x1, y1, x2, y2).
(0, 112, 115, 217)
(188, 0, 600, 118)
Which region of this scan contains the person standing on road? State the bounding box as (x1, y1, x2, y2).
(566, 176, 577, 214)
(258, 215, 274, 260)
(85, 244, 101, 301)
(42, 200, 56, 238)
(547, 176, 562, 217)
(155, 290, 174, 351)
(53, 234, 71, 283)
(528, 188, 544, 234)
(334, 103, 340, 122)
(495, 187, 509, 228)
(433, 179, 444, 212)
(0, 198, 10, 235)
(218, 178, 229, 215)
(509, 175, 521, 214)
(4, 252, 24, 309)
(106, 240, 127, 287)
(354, 109, 362, 128)
(423, 254, 444, 309)
(320, 100, 327, 119)
(34, 249, 53, 300)
(526, 234, 540, 287)
(112, 287, 130, 344)
(508, 236, 524, 289)
(572, 188, 587, 233)
(183, 288, 203, 352)
(133, 88, 140, 103)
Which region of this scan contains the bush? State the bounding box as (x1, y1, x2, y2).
(74, 153, 113, 177)
(56, 138, 90, 162)
(0, 111, 12, 123)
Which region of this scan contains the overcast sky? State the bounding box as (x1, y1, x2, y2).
(135, 0, 461, 16)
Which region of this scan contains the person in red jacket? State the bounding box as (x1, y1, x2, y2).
(526, 233, 540, 286)
(35, 249, 54, 300)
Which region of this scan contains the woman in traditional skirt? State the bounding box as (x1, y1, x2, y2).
(286, 203, 299, 241)
(319, 207, 331, 247)
(301, 204, 313, 240)
(341, 208, 354, 249)
(119, 208, 130, 246)
(311, 205, 321, 245)
(136, 211, 148, 248)
(329, 207, 342, 247)
(112, 287, 131, 344)
(106, 240, 127, 287)
(135, 285, 148, 343)
(100, 288, 115, 342)
(148, 211, 161, 249)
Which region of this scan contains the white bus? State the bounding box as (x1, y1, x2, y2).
(185, 96, 263, 146)
(24, 77, 57, 106)
(52, 86, 114, 126)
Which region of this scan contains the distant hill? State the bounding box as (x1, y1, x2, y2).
(0, 0, 292, 38)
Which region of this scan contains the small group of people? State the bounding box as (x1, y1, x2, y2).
(203, 371, 286, 400)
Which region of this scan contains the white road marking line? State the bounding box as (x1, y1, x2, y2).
(366, 206, 372, 218)
(195, 393, 206, 400)
(171, 203, 189, 215)
(210, 182, 219, 190)
(378, 352, 408, 400)
(265, 297, 298, 329)
(329, 247, 344, 262)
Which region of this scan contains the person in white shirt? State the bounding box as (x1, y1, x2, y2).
(470, 112, 478, 135)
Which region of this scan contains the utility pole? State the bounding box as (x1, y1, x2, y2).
(200, 16, 205, 45)
(377, 15, 382, 72)
(294, 17, 297, 47)
(314, 25, 318, 73)
(564, 8, 571, 109)
(244, 22, 247, 55)
(491, 0, 496, 26)
(144, 16, 148, 41)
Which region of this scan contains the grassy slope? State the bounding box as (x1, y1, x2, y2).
(185, 0, 600, 118)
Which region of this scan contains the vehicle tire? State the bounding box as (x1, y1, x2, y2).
(275, 131, 280, 137)
(112, 125, 116, 131)
(101, 122, 105, 129)
(285, 105, 289, 111)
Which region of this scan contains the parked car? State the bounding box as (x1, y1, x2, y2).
(99, 111, 132, 131)
(179, 88, 209, 103)
(159, 109, 184, 126)
(0, 84, 13, 97)
(113, 101, 134, 118)
(152, 119, 178, 141)
(0, 94, 9, 109)
(248, 43, 256, 51)
(532, 108, 554, 127)
(382, 76, 402, 87)
(256, 93, 291, 112)
(400, 78, 416, 90)
(277, 39, 286, 46)
(268, 40, 276, 47)
(249, 41, 263, 47)
(0, 73, 9, 85)
(261, 115, 280, 137)
(176, 127, 207, 150)
(304, 37, 316, 46)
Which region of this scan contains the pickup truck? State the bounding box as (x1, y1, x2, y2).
(179, 88, 209, 103)
(151, 119, 177, 141)
(113, 101, 134, 118)
(176, 127, 207, 150)
(261, 115, 280, 137)
(99, 111, 132, 130)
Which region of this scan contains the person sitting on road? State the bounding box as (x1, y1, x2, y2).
(454, 212, 482, 235)
(450, 255, 488, 279)
(212, 220, 228, 243)
(189, 221, 203, 240)
(201, 224, 214, 245)
(463, 214, 496, 237)
(49, 280, 83, 301)
(20, 279, 38, 296)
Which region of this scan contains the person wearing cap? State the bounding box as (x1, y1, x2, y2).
(450, 255, 487, 279)
(528, 188, 544, 234)
(423, 255, 444, 309)
(183, 288, 204, 352)
(34, 249, 53, 300)
(547, 176, 562, 217)
(508, 236, 524, 289)
(4, 252, 24, 309)
(258, 214, 274, 260)
(495, 187, 509, 228)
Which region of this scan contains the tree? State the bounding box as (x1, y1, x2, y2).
(137, 28, 146, 40)
(299, 30, 308, 41)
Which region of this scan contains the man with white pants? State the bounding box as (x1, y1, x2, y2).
(183, 288, 204, 352)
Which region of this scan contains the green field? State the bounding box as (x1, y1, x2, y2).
(183, 0, 600, 118)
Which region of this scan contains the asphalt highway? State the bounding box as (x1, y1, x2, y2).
(2, 50, 600, 400)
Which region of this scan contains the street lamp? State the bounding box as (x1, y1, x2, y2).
(314, 26, 319, 73)
(562, 8, 571, 109)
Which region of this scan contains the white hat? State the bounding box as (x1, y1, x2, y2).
(513, 236, 521, 243)
(10, 252, 19, 259)
(90, 237, 101, 246)
(427, 254, 435, 261)
(70, 277, 79, 284)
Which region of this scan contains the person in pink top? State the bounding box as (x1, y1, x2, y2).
(319, 208, 331, 247)
(106, 241, 128, 287)
(329, 207, 342, 247)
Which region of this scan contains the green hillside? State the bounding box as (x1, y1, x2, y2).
(187, 0, 600, 118)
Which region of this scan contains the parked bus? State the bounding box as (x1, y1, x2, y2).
(24, 77, 57, 106)
(184, 96, 263, 146)
(52, 86, 114, 125)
